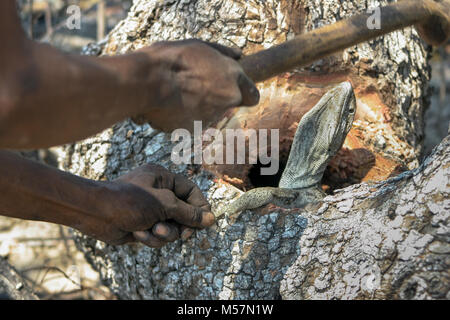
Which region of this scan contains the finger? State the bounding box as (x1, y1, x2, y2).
(237, 72, 260, 106)
(180, 226, 195, 241)
(152, 222, 180, 242)
(107, 233, 135, 246)
(168, 198, 215, 229)
(154, 222, 195, 242)
(173, 175, 211, 210)
(202, 41, 242, 60)
(133, 231, 167, 248)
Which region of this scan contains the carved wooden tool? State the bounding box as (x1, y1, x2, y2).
(240, 0, 450, 83)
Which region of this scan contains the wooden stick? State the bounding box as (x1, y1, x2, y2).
(240, 0, 449, 83)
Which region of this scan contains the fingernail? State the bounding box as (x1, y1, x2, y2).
(153, 224, 169, 236)
(133, 231, 150, 241)
(181, 229, 194, 241)
(201, 212, 216, 227)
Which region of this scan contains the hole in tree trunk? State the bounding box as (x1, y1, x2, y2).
(246, 147, 378, 193)
(248, 158, 287, 188)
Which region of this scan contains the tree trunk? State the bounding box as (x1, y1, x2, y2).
(280, 133, 450, 299)
(101, 0, 432, 181)
(55, 0, 447, 299)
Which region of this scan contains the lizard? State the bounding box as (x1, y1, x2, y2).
(215, 81, 357, 217)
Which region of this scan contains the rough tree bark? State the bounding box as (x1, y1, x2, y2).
(55, 0, 449, 299)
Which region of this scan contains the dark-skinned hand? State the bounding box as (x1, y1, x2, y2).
(132, 39, 260, 132)
(96, 164, 214, 248)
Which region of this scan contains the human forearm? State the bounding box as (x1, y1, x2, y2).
(0, 1, 258, 149)
(0, 40, 155, 149)
(0, 39, 259, 149)
(0, 150, 115, 230)
(0, 151, 215, 246)
(0, 1, 155, 148)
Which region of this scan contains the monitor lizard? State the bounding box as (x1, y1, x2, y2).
(215, 81, 357, 217)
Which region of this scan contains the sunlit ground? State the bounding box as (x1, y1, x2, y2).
(0, 217, 114, 299)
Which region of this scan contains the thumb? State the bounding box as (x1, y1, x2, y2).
(237, 72, 260, 106)
(133, 231, 166, 248)
(168, 198, 216, 229)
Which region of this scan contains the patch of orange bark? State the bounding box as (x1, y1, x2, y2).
(206, 71, 407, 189)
